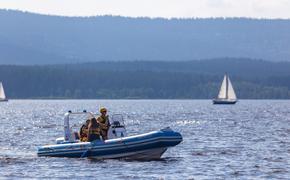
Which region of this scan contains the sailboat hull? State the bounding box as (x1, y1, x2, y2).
(213, 99, 237, 104)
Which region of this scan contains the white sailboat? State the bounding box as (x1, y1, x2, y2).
(213, 74, 237, 104)
(0, 82, 8, 102)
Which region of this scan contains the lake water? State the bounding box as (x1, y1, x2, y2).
(1, 100, 290, 179)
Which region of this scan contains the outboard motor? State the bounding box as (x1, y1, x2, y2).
(108, 114, 127, 139)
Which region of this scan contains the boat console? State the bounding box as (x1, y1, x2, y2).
(108, 114, 127, 139)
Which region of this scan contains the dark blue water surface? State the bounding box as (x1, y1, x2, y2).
(1, 100, 290, 179)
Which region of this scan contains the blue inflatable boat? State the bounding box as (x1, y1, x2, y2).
(37, 111, 182, 160)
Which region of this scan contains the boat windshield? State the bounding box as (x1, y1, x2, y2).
(110, 114, 125, 127)
(69, 112, 95, 129)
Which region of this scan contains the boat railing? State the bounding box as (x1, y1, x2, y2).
(64, 110, 97, 142)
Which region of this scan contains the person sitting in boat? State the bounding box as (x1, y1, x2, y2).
(97, 107, 110, 140)
(88, 118, 101, 142)
(79, 119, 90, 142)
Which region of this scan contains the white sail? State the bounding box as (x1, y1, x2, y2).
(217, 75, 227, 99)
(227, 76, 237, 100)
(217, 75, 237, 100)
(0, 82, 6, 100)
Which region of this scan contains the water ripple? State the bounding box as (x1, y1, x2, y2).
(1, 100, 290, 179)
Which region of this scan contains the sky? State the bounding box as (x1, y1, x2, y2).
(1, 0, 290, 19)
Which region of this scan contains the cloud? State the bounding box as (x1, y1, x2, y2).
(206, 0, 230, 8)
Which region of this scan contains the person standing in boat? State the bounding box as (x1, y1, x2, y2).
(88, 118, 101, 141)
(97, 107, 110, 140)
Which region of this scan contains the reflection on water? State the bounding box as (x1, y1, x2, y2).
(1, 100, 290, 179)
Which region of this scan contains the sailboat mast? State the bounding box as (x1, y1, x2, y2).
(225, 75, 229, 99)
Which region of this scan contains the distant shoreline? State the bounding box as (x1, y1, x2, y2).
(4, 99, 290, 100)
(2, 59, 290, 99)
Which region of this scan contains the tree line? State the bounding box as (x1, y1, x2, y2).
(0, 59, 290, 99)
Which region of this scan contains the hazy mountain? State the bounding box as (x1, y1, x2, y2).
(0, 10, 290, 64)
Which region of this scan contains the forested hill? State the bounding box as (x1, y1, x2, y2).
(1, 10, 290, 64)
(1, 58, 290, 99)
